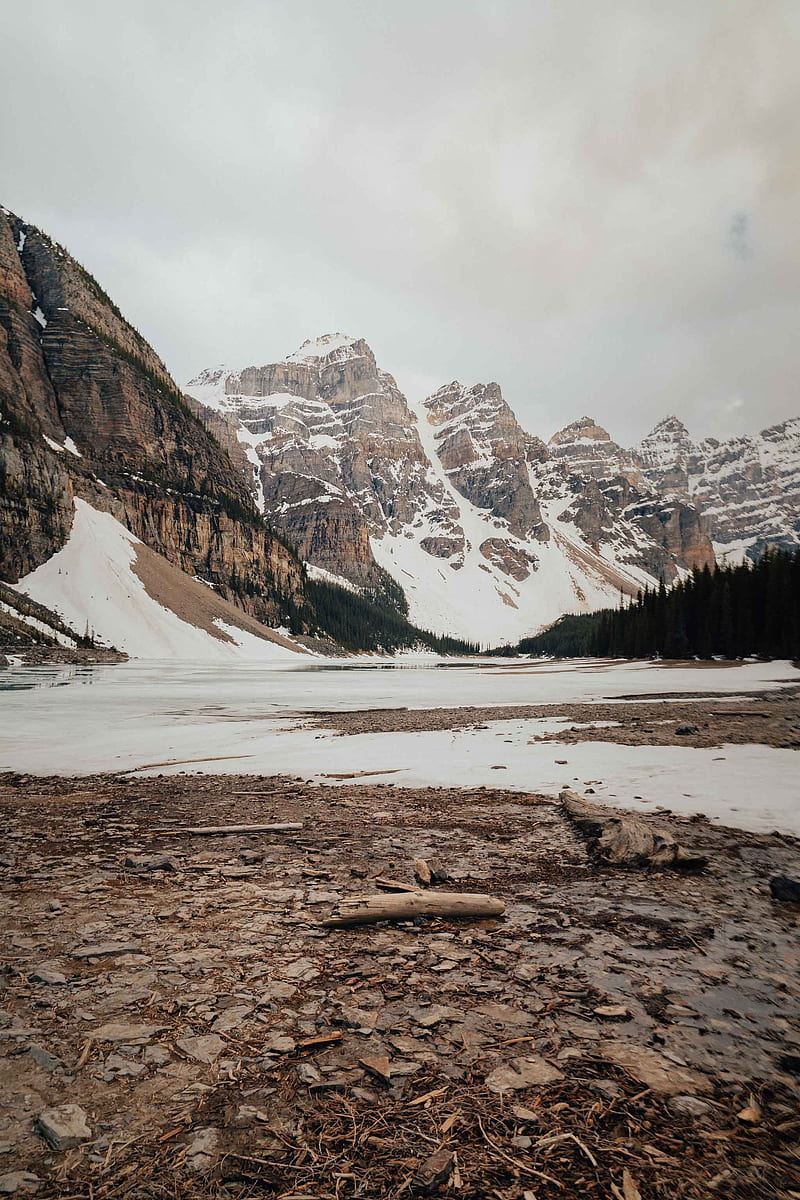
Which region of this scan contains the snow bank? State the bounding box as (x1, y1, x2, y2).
(13, 499, 304, 662)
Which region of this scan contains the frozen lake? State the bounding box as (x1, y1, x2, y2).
(1, 657, 798, 835)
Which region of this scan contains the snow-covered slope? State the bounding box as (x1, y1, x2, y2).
(14, 500, 307, 661)
(187, 338, 713, 643)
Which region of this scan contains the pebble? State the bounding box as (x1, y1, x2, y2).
(35, 1103, 91, 1151)
(28, 966, 66, 986)
(0, 1173, 40, 1195)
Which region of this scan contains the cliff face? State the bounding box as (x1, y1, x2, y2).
(188, 335, 462, 590)
(635, 416, 800, 562)
(423, 381, 548, 542)
(548, 416, 646, 488)
(0, 206, 305, 625)
(546, 417, 715, 576)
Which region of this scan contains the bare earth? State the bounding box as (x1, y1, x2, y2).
(1, 767, 798, 1199)
(306, 684, 800, 749)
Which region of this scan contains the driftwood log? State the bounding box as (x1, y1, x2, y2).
(321, 891, 506, 927)
(158, 823, 303, 836)
(560, 790, 707, 871)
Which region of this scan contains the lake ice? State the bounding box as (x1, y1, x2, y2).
(1, 657, 797, 836)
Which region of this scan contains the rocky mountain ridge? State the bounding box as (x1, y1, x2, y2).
(634, 415, 800, 562)
(0, 206, 310, 654)
(187, 336, 717, 642)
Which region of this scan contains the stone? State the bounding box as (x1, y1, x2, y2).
(211, 1005, 252, 1033)
(668, 1096, 713, 1117)
(35, 1103, 91, 1151)
(177, 1035, 225, 1064)
(485, 1056, 564, 1094)
(144, 1044, 171, 1066)
(262, 1034, 295, 1054)
(359, 1055, 393, 1083)
(28, 966, 66, 986)
(91, 1022, 165, 1044)
(104, 1054, 145, 1079)
(598, 1043, 712, 1097)
(124, 854, 177, 872)
(71, 943, 140, 959)
(593, 1004, 631, 1021)
(411, 1146, 453, 1194)
(0, 1173, 40, 1195)
(257, 982, 297, 1002)
(185, 1127, 219, 1172)
(27, 1045, 62, 1073)
(769, 876, 800, 904)
(282, 958, 319, 982)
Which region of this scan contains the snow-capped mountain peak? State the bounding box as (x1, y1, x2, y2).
(186, 342, 720, 642)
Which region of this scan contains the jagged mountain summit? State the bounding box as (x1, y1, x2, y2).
(635, 415, 800, 563)
(187, 337, 713, 642)
(547, 412, 800, 566)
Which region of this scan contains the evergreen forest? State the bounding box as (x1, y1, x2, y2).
(497, 548, 800, 660)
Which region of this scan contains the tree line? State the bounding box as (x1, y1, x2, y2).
(502, 548, 800, 660)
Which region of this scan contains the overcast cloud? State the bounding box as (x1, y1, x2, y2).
(2, 0, 798, 442)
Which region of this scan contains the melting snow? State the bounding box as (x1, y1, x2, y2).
(0, 659, 796, 835)
(13, 500, 305, 662)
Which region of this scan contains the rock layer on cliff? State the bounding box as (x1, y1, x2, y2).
(635, 415, 800, 562)
(0, 205, 309, 649)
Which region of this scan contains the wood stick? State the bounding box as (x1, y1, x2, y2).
(320, 890, 505, 927)
(156, 822, 303, 836)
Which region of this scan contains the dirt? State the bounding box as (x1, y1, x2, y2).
(0, 772, 798, 1198)
(306, 683, 800, 749)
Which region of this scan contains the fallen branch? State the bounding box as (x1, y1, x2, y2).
(156, 822, 303, 836)
(560, 790, 707, 871)
(320, 890, 506, 927)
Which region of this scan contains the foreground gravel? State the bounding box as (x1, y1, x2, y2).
(0, 772, 798, 1198)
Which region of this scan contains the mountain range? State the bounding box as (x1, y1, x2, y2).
(1, 205, 797, 656)
(186, 336, 798, 643)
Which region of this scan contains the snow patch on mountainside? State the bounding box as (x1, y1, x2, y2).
(368, 397, 633, 644)
(14, 500, 306, 661)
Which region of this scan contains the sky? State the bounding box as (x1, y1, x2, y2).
(2, 0, 798, 444)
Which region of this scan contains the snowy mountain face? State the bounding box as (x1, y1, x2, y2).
(187, 338, 715, 643)
(634, 416, 800, 563)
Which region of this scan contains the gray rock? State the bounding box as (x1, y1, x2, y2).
(0, 1173, 40, 1195)
(176, 1035, 225, 1064)
(90, 1022, 165, 1044)
(104, 1054, 145, 1079)
(28, 966, 66, 986)
(35, 1103, 91, 1151)
(144, 1044, 171, 1066)
(71, 943, 140, 959)
(211, 1005, 252, 1033)
(485, 1056, 564, 1094)
(26, 1045, 63, 1073)
(668, 1095, 713, 1117)
(185, 1127, 219, 1172)
(124, 855, 177, 872)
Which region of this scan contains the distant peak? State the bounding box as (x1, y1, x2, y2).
(644, 414, 691, 441)
(285, 332, 361, 363)
(549, 416, 611, 446)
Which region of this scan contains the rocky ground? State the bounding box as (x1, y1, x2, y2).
(0, 771, 799, 1198)
(308, 683, 800, 750)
